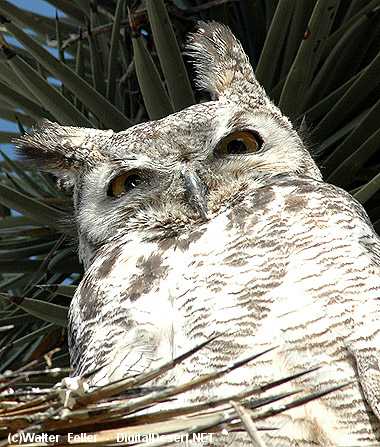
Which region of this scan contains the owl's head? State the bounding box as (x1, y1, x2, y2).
(16, 22, 321, 266)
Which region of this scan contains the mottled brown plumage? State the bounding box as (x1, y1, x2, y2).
(17, 22, 380, 446)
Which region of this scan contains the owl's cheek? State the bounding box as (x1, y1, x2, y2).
(205, 179, 252, 215)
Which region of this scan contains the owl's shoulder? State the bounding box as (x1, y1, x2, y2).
(225, 174, 380, 261)
(248, 174, 371, 224)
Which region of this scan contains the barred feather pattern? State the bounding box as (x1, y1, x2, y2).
(69, 175, 380, 446)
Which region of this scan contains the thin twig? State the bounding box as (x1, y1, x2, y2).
(61, 20, 129, 50)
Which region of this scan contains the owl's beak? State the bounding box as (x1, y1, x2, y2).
(181, 169, 208, 221)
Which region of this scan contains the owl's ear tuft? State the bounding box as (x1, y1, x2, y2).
(186, 22, 261, 100)
(14, 120, 105, 175)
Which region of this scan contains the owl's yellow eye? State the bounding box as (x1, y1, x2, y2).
(215, 130, 262, 157)
(108, 171, 142, 197)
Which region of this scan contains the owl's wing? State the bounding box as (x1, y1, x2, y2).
(346, 232, 380, 421)
(314, 185, 380, 420)
(254, 175, 380, 422)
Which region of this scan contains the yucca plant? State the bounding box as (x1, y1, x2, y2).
(0, 0, 379, 443)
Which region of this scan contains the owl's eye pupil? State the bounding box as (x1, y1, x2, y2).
(226, 139, 248, 154)
(124, 174, 141, 191)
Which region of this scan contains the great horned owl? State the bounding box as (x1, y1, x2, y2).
(17, 22, 380, 446)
